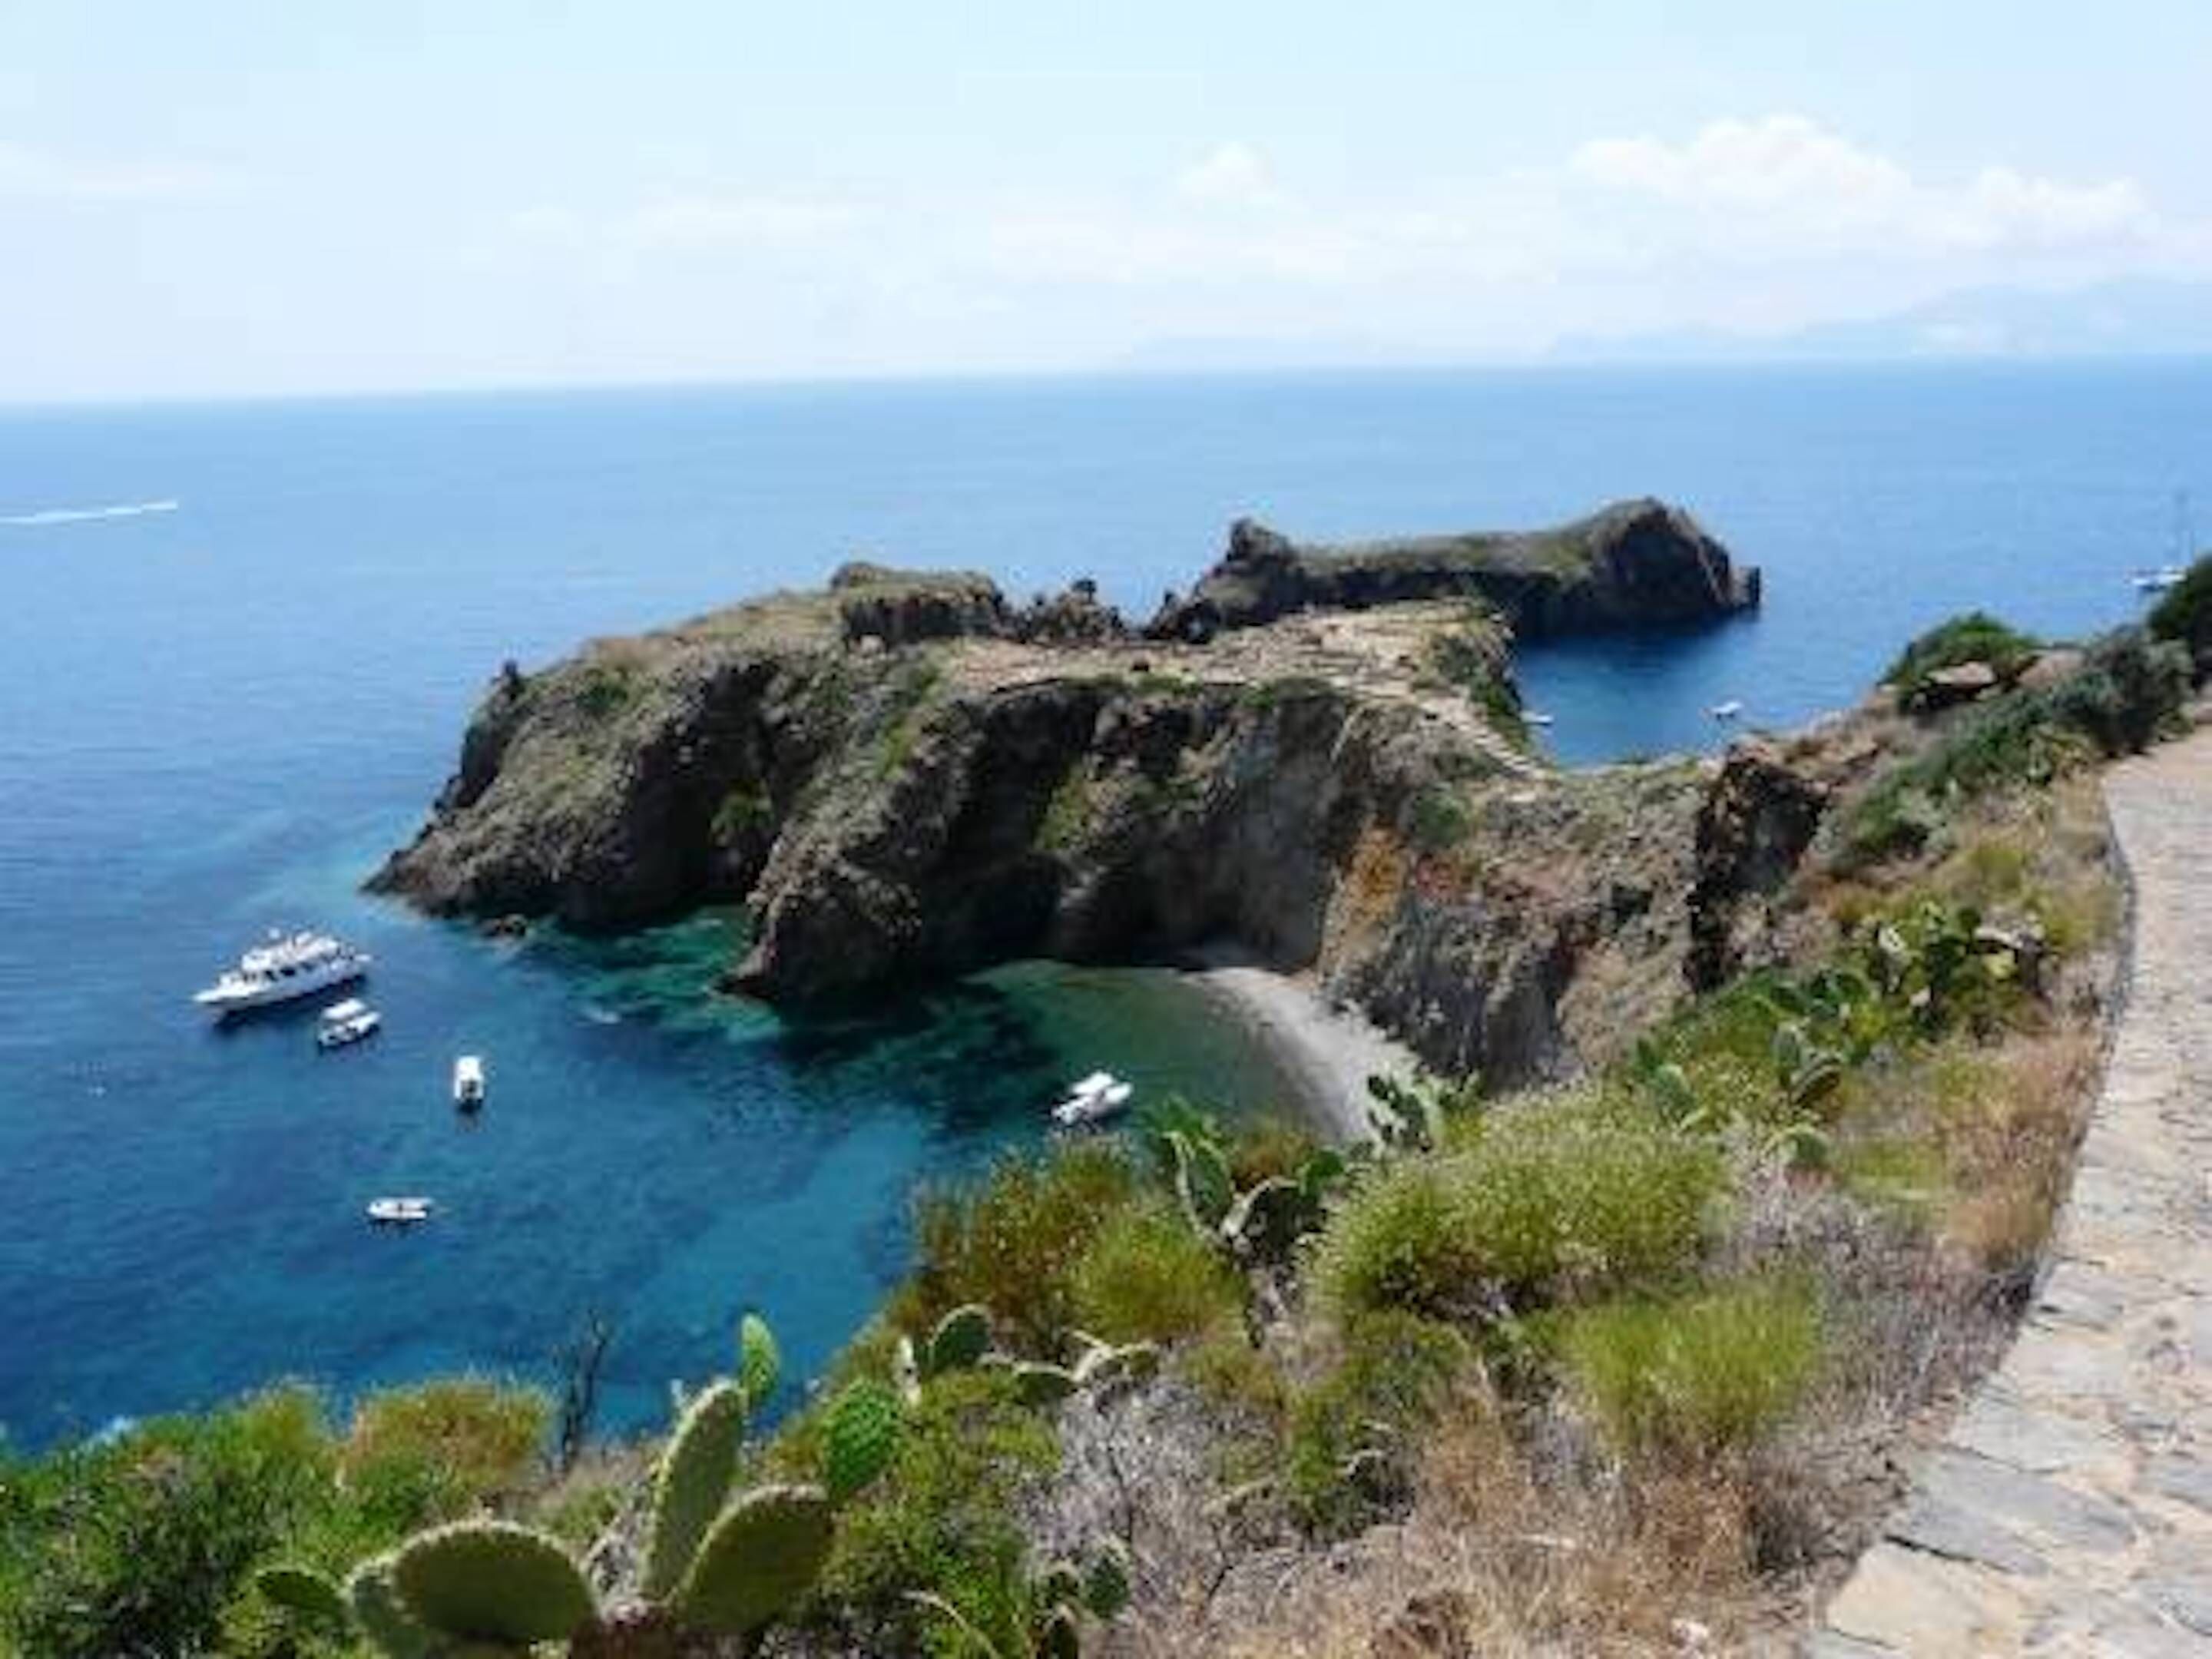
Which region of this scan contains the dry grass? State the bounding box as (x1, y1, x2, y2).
(1934, 1029, 2100, 1274)
(1188, 1393, 1763, 1659)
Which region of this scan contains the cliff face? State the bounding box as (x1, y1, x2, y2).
(373, 503, 1803, 1088)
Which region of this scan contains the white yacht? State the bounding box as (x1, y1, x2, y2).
(1051, 1070, 1134, 1128)
(366, 1197, 435, 1226)
(2131, 566, 2187, 593)
(194, 930, 371, 1016)
(452, 1055, 486, 1111)
(316, 998, 382, 1051)
(1707, 700, 1744, 720)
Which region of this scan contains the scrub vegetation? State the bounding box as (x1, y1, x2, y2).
(2, 602, 2175, 1658)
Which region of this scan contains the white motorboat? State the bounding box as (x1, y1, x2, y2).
(194, 929, 370, 1016)
(2131, 566, 2187, 593)
(316, 998, 382, 1051)
(1707, 700, 1744, 720)
(452, 1055, 486, 1111)
(1051, 1071, 1134, 1128)
(1523, 711, 1555, 727)
(366, 1197, 435, 1226)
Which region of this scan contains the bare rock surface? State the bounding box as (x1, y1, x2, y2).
(1818, 729, 2212, 1656)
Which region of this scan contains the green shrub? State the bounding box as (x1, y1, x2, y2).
(1556, 1277, 1823, 1459)
(1843, 628, 2188, 866)
(0, 1389, 343, 1659)
(1071, 1203, 1244, 1344)
(340, 1376, 549, 1507)
(1286, 1312, 1468, 1534)
(1409, 786, 1472, 853)
(1882, 612, 2041, 690)
(1313, 1095, 1720, 1321)
(2147, 555, 2212, 672)
(814, 1370, 1058, 1656)
(891, 1141, 1141, 1356)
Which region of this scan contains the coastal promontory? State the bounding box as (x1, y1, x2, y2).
(371, 500, 1772, 1087)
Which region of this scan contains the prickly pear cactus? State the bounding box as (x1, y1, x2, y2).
(1170, 1131, 1233, 1229)
(1220, 1176, 1314, 1260)
(253, 1562, 351, 1631)
(1075, 1339, 1161, 1393)
(894, 1333, 923, 1405)
(737, 1311, 781, 1413)
(346, 1554, 434, 1659)
(822, 1376, 904, 1503)
(390, 1520, 596, 1645)
(923, 1303, 992, 1376)
(1014, 1360, 1081, 1407)
(672, 1482, 835, 1635)
(641, 1378, 747, 1600)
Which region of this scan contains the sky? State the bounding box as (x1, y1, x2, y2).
(2, 0, 2210, 401)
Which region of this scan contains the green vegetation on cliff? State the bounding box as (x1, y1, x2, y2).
(3, 604, 2155, 1657)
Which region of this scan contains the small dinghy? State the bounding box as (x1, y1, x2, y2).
(1707, 700, 1744, 720)
(452, 1055, 485, 1111)
(366, 1197, 435, 1226)
(316, 998, 381, 1051)
(1051, 1071, 1134, 1128)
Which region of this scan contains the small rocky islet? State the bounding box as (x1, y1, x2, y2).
(372, 496, 1803, 1090)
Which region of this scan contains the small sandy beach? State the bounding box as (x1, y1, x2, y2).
(1184, 945, 1422, 1144)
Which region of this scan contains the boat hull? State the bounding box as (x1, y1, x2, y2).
(194, 955, 367, 1017)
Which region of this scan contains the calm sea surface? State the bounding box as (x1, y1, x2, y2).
(2, 363, 2206, 1446)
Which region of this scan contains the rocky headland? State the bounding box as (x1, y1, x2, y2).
(371, 498, 1783, 1091)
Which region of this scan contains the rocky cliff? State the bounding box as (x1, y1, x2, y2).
(372, 502, 1803, 1088)
(1146, 497, 1759, 643)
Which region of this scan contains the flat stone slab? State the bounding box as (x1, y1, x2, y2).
(1815, 733, 2212, 1655)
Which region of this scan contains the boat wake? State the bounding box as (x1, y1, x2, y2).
(2, 498, 180, 527)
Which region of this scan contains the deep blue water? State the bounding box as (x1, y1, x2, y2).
(2, 363, 2207, 1449)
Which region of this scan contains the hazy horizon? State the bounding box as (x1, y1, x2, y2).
(5, 1, 2210, 403)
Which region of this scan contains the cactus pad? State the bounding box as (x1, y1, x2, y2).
(1220, 1177, 1314, 1260)
(923, 1303, 992, 1376)
(641, 1379, 747, 1600)
(1170, 1131, 1233, 1228)
(391, 1520, 594, 1643)
(346, 1555, 434, 1659)
(672, 1482, 834, 1635)
(822, 1377, 904, 1504)
(737, 1312, 781, 1412)
(893, 1333, 923, 1405)
(254, 1563, 350, 1630)
(1015, 1360, 1081, 1407)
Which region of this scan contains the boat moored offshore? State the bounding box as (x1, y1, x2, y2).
(193, 930, 371, 1016)
(315, 998, 382, 1050)
(1051, 1070, 1134, 1128)
(452, 1055, 486, 1111)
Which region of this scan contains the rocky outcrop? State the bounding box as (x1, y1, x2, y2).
(376, 503, 1798, 1089)
(1147, 498, 1760, 643)
(1685, 741, 1831, 992)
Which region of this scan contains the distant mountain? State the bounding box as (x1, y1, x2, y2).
(1551, 278, 2212, 366)
(1108, 334, 1448, 374)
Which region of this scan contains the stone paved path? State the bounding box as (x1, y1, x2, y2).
(1816, 732, 2212, 1656)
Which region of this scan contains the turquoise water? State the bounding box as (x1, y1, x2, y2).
(2, 363, 2207, 1446)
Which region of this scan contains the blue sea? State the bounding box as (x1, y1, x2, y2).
(2, 363, 2206, 1449)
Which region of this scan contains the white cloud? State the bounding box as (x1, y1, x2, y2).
(0, 138, 229, 201)
(1174, 141, 1286, 210)
(1568, 114, 2154, 259)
